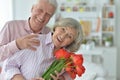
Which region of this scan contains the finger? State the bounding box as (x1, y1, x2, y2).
(55, 70, 59, 76)
(31, 78, 36, 80)
(50, 74, 56, 79)
(32, 42, 40, 46)
(36, 78, 44, 80)
(60, 68, 65, 74)
(33, 78, 43, 80)
(28, 46, 37, 51)
(33, 76, 44, 80)
(29, 39, 40, 46)
(27, 42, 39, 51)
(27, 43, 37, 51)
(27, 34, 39, 39)
(30, 38, 40, 42)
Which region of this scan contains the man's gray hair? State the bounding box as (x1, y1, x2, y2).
(35, 0, 58, 9)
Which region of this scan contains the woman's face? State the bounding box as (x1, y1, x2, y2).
(30, 0, 55, 33)
(52, 26, 77, 49)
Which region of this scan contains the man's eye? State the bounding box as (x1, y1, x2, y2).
(68, 35, 72, 39)
(46, 13, 51, 17)
(36, 8, 42, 13)
(39, 9, 42, 13)
(62, 28, 65, 31)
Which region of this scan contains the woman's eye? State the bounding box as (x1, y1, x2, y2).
(68, 35, 72, 39)
(62, 28, 65, 31)
(66, 34, 72, 39)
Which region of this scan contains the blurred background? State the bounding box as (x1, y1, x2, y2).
(0, 0, 120, 80)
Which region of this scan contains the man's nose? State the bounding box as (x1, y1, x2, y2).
(39, 12, 46, 19)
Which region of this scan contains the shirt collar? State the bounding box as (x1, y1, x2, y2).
(44, 32, 55, 58)
(25, 17, 46, 34)
(45, 32, 53, 45)
(24, 18, 33, 33)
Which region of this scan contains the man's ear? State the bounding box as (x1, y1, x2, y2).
(53, 27, 56, 32)
(31, 5, 35, 12)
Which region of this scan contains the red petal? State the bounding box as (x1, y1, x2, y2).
(54, 48, 70, 59)
(65, 67, 72, 72)
(76, 66, 85, 76)
(67, 70, 76, 79)
(72, 54, 83, 65)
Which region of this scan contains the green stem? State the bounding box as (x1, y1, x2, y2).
(42, 59, 66, 80)
(42, 60, 59, 77)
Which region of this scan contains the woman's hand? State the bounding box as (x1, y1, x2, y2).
(50, 74, 65, 80)
(50, 68, 65, 80)
(31, 77, 44, 80)
(11, 74, 25, 80)
(16, 34, 40, 51)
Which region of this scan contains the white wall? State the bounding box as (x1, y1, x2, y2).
(115, 0, 120, 80)
(0, 0, 13, 31)
(12, 0, 35, 20)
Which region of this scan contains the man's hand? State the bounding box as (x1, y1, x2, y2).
(16, 34, 40, 51)
(12, 74, 25, 80)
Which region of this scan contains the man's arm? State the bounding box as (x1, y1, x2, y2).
(0, 22, 40, 61)
(0, 23, 20, 61)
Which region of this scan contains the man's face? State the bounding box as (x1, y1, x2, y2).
(30, 0, 56, 33)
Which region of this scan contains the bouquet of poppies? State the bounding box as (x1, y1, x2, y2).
(42, 48, 85, 80)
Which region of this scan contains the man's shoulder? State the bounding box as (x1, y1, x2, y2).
(4, 20, 28, 29)
(6, 20, 27, 25)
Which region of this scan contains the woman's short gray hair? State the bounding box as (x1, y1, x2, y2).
(53, 18, 83, 52)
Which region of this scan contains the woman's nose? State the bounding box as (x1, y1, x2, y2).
(60, 33, 66, 39)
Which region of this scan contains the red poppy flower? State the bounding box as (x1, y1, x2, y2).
(55, 48, 70, 59)
(42, 48, 85, 79)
